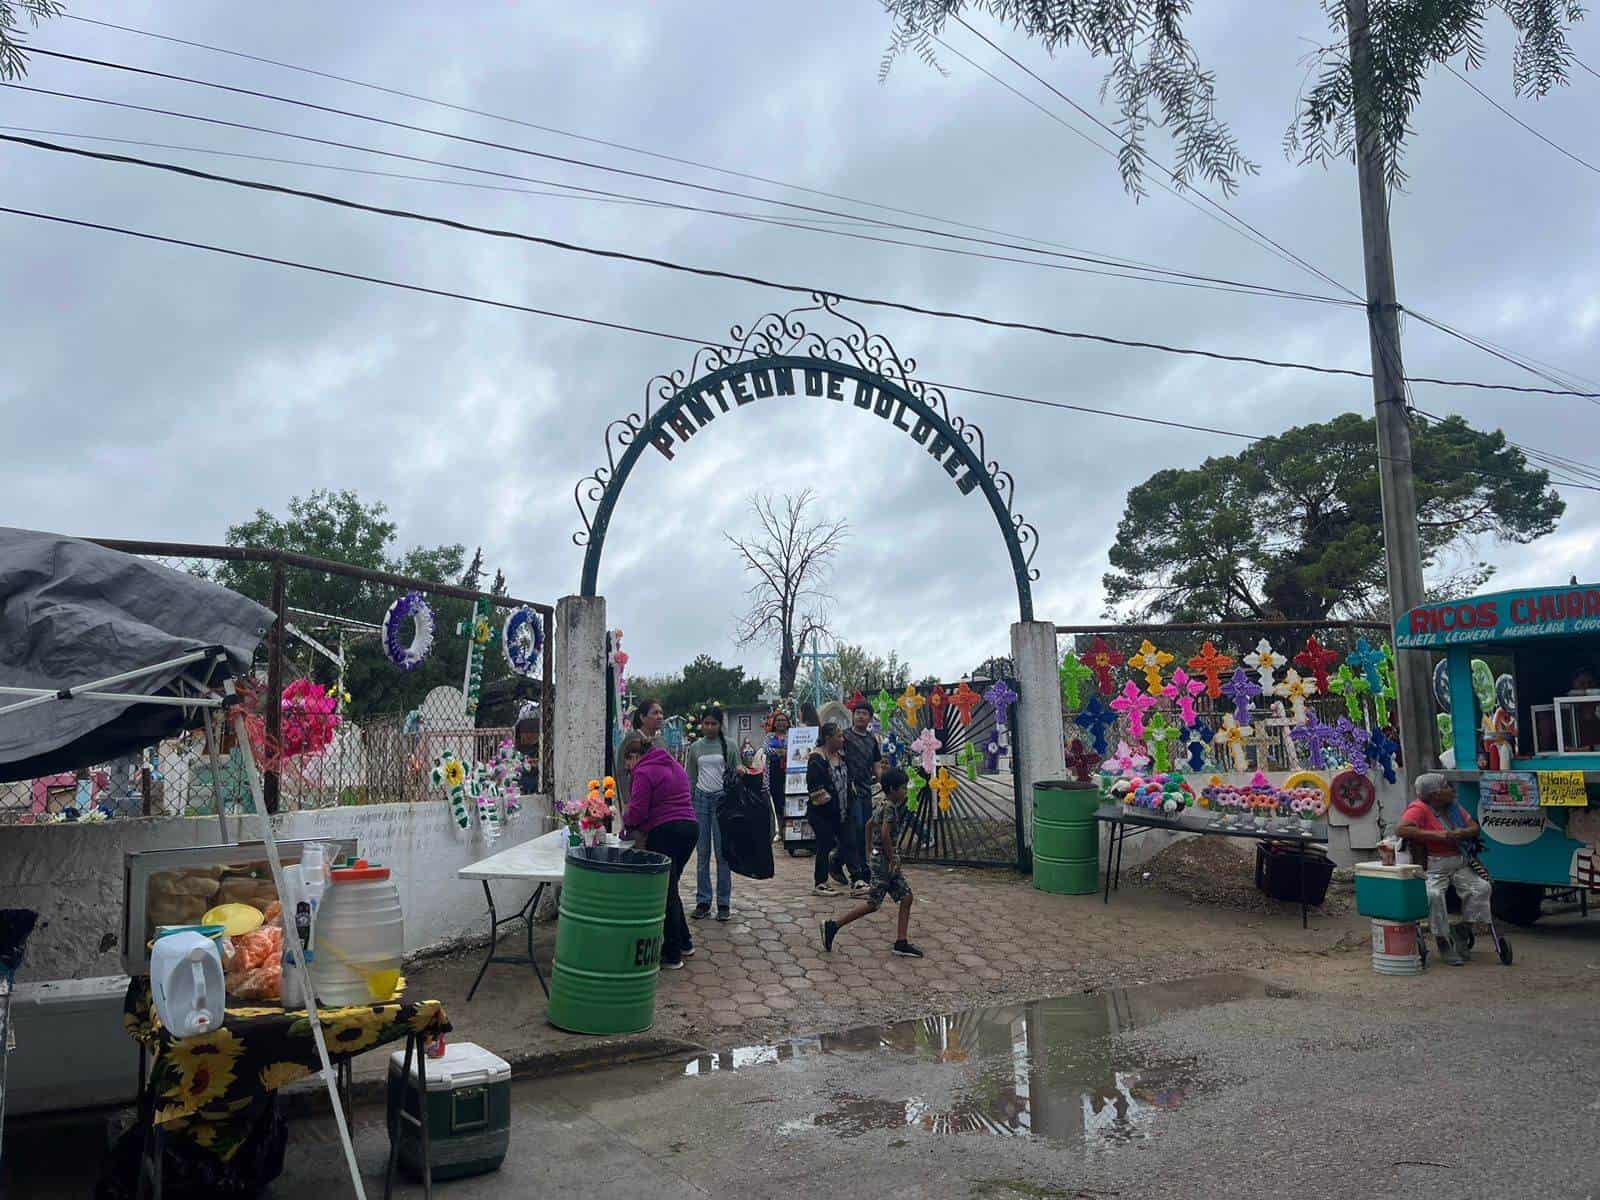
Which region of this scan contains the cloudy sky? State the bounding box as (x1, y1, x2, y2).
(5, 2, 1599, 686)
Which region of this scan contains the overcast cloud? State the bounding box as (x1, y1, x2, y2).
(4, 1, 1598, 685)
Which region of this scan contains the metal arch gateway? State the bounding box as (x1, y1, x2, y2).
(572, 296, 1040, 619)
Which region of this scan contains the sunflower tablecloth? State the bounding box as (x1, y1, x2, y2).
(124, 976, 451, 1160)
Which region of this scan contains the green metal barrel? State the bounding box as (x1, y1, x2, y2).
(547, 846, 671, 1035)
(1032, 780, 1100, 895)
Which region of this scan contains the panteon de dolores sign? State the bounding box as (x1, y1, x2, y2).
(572, 295, 1040, 619)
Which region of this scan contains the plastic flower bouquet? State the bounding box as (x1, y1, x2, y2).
(559, 777, 618, 845)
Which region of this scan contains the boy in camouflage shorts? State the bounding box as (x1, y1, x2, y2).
(820, 767, 924, 958)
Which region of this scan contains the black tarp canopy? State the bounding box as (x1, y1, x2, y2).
(0, 528, 274, 781)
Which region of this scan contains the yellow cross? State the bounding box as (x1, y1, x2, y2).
(928, 766, 959, 812)
(897, 685, 926, 728)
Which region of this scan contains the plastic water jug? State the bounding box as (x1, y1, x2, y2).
(150, 930, 224, 1037)
(308, 860, 404, 1007)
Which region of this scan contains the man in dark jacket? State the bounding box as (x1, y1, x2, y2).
(840, 701, 883, 893)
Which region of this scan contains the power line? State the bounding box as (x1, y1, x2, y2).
(0, 124, 1349, 305)
(1404, 307, 1600, 402)
(949, 15, 1362, 302)
(1444, 63, 1600, 176)
(2, 132, 1382, 349)
(58, 11, 1136, 261)
(3, 200, 1596, 402)
(27, 48, 1349, 305)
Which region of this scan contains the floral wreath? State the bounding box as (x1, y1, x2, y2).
(502, 606, 544, 677)
(383, 592, 436, 670)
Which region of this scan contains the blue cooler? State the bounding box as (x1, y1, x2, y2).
(1354, 862, 1428, 921)
(387, 1041, 511, 1181)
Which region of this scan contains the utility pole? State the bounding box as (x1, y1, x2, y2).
(1344, 0, 1433, 783)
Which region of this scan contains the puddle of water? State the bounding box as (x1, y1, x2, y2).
(682, 972, 1259, 1151)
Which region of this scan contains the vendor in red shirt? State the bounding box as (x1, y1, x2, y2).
(1396, 772, 1492, 966)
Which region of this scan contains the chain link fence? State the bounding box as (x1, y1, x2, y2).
(1, 543, 553, 824)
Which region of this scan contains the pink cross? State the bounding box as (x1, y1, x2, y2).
(910, 728, 942, 776)
(1164, 668, 1205, 726)
(1110, 680, 1157, 740)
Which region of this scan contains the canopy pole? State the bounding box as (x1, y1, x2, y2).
(0, 648, 224, 718)
(201, 707, 229, 843)
(231, 686, 367, 1200)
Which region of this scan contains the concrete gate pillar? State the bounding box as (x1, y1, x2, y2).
(1010, 619, 1065, 860)
(552, 593, 609, 807)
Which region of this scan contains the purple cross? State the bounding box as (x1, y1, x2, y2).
(984, 680, 1017, 729)
(1073, 695, 1117, 756)
(983, 735, 1002, 772)
(1332, 716, 1369, 773)
(1347, 638, 1386, 696)
(1291, 716, 1339, 769)
(1221, 667, 1262, 725)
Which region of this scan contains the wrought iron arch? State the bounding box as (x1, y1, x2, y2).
(572, 295, 1039, 621)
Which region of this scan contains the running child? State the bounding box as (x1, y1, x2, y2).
(819, 766, 923, 958)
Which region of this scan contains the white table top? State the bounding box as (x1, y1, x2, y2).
(457, 828, 570, 883)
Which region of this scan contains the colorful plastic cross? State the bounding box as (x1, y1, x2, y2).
(1073, 695, 1117, 756)
(928, 684, 949, 724)
(905, 767, 927, 812)
(1244, 639, 1286, 692)
(1333, 716, 1369, 773)
(950, 681, 984, 725)
(897, 685, 926, 729)
(1164, 668, 1205, 727)
(845, 690, 868, 714)
(1110, 680, 1157, 740)
(1105, 739, 1151, 776)
(910, 727, 942, 775)
(883, 733, 905, 768)
(958, 739, 983, 781)
(1221, 667, 1262, 725)
(1064, 738, 1101, 782)
(1328, 664, 1371, 722)
(1144, 711, 1178, 773)
(1185, 718, 1214, 772)
(455, 597, 498, 719)
(1213, 715, 1253, 771)
(1293, 636, 1340, 693)
(983, 734, 1002, 772)
(1347, 638, 1386, 696)
(928, 766, 959, 813)
(1058, 651, 1095, 712)
(984, 680, 1017, 729)
(872, 688, 899, 733)
(1128, 638, 1175, 698)
(1365, 728, 1399, 784)
(1187, 640, 1235, 699)
(1273, 668, 1318, 724)
(1290, 716, 1339, 769)
(1082, 636, 1125, 695)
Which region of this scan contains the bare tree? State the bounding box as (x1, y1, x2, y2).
(726, 490, 848, 698)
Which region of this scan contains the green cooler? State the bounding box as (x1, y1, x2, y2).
(386, 1041, 511, 1181)
(547, 846, 671, 1035)
(1354, 862, 1428, 921)
(1033, 779, 1101, 895)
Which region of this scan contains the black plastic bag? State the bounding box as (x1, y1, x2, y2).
(719, 773, 775, 879)
(96, 1096, 287, 1200)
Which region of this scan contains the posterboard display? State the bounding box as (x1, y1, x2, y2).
(1537, 769, 1588, 807)
(783, 726, 818, 842)
(1481, 772, 1540, 810)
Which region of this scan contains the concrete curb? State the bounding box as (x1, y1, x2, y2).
(279, 1033, 706, 1120)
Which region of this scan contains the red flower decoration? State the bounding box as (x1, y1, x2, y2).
(1084, 636, 1125, 694)
(949, 681, 983, 724)
(1293, 636, 1340, 694)
(927, 684, 949, 721)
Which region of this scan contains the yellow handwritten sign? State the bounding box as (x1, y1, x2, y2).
(1536, 770, 1588, 807)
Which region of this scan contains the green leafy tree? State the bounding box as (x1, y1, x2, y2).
(1, 0, 61, 81)
(880, 1, 1583, 191)
(1103, 413, 1563, 623)
(805, 642, 914, 699)
(214, 490, 506, 721)
(630, 655, 764, 721)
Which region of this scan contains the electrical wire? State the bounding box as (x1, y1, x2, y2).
(3, 203, 1596, 497)
(23, 48, 1355, 305)
(1444, 62, 1600, 176)
(949, 15, 1362, 302)
(0, 126, 1350, 305)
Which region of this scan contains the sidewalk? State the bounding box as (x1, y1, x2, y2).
(377, 843, 1368, 1088)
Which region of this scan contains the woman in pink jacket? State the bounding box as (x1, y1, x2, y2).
(621, 725, 698, 968)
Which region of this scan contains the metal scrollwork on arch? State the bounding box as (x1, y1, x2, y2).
(572, 294, 1039, 620)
